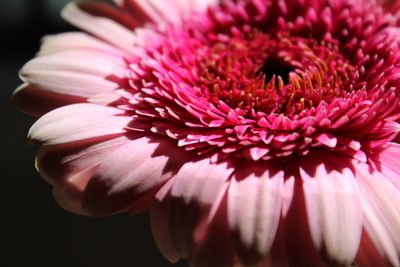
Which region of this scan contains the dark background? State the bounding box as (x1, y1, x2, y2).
(1, 1, 186, 266)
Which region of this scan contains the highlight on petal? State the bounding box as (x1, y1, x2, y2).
(82, 135, 188, 216)
(62, 2, 137, 52)
(227, 162, 284, 265)
(19, 48, 123, 99)
(151, 157, 235, 266)
(112, 0, 218, 25)
(355, 162, 400, 266)
(299, 151, 363, 265)
(28, 103, 131, 145)
(38, 32, 124, 56)
(371, 142, 400, 190)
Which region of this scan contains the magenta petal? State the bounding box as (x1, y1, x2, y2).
(82, 136, 187, 216)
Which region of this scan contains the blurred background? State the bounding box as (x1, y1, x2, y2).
(1, 1, 185, 266)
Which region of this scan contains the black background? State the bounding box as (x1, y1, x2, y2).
(1, 1, 186, 266)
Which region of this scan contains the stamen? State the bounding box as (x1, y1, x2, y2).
(196, 29, 356, 116)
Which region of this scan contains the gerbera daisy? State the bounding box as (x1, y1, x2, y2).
(13, 0, 400, 266)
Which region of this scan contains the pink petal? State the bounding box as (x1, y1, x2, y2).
(151, 158, 234, 264)
(82, 136, 188, 216)
(355, 162, 400, 266)
(28, 103, 131, 145)
(38, 32, 124, 56)
(299, 151, 363, 265)
(20, 51, 120, 98)
(373, 142, 400, 190)
(36, 136, 131, 185)
(62, 2, 136, 52)
(227, 162, 284, 264)
(51, 167, 96, 215)
(168, 158, 233, 256)
(12, 83, 84, 117)
(150, 179, 181, 263)
(113, 0, 218, 25)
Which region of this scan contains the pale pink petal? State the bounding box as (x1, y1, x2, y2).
(72, 1, 140, 29)
(372, 142, 400, 190)
(82, 136, 188, 216)
(150, 179, 181, 263)
(38, 32, 124, 56)
(151, 158, 234, 266)
(169, 158, 233, 256)
(28, 103, 131, 145)
(62, 2, 137, 52)
(283, 179, 327, 267)
(355, 162, 400, 266)
(113, 0, 218, 25)
(20, 51, 120, 98)
(227, 162, 284, 264)
(12, 83, 84, 117)
(299, 152, 363, 265)
(51, 167, 96, 215)
(36, 136, 131, 185)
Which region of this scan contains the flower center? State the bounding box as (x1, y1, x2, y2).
(197, 30, 356, 116)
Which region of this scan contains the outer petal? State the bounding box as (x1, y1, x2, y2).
(151, 157, 235, 267)
(37, 136, 132, 215)
(227, 162, 284, 265)
(372, 142, 400, 190)
(82, 136, 188, 216)
(12, 83, 84, 117)
(355, 162, 400, 266)
(28, 103, 131, 145)
(113, 0, 218, 25)
(37, 32, 124, 57)
(62, 2, 137, 52)
(36, 136, 131, 185)
(19, 50, 121, 99)
(299, 151, 363, 265)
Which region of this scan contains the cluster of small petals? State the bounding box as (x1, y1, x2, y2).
(117, 0, 400, 161)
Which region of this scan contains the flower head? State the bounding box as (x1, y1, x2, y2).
(13, 0, 400, 266)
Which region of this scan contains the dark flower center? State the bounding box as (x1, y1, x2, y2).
(259, 55, 295, 84)
(196, 29, 356, 116)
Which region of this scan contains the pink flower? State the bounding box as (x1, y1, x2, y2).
(13, 0, 400, 266)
